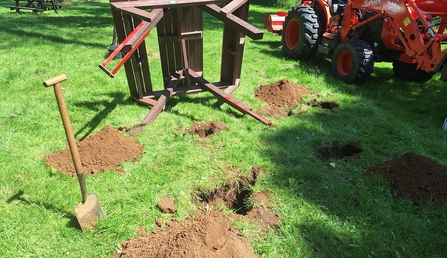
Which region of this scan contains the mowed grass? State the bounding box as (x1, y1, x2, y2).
(1, 1, 447, 257)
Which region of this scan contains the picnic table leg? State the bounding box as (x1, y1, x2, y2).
(15, 0, 20, 13)
(51, 0, 58, 13)
(38, 0, 44, 11)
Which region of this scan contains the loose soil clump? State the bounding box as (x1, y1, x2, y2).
(254, 79, 312, 117)
(367, 153, 447, 207)
(45, 125, 144, 176)
(186, 121, 228, 139)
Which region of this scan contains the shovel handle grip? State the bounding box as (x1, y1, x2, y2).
(43, 74, 67, 87)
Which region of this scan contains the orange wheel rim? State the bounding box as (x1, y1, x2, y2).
(285, 19, 299, 49)
(337, 51, 352, 76)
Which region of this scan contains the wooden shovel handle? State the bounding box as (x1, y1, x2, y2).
(43, 75, 88, 204)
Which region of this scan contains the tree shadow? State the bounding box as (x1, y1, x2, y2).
(73, 92, 127, 140)
(6, 190, 81, 230)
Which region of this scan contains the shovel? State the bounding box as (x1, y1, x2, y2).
(43, 74, 104, 231)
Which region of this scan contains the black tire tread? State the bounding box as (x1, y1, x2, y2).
(282, 5, 320, 60)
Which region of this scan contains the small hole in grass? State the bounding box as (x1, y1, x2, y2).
(306, 99, 340, 110)
(194, 167, 261, 215)
(316, 141, 363, 161)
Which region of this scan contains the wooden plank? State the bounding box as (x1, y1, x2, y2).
(112, 9, 138, 98)
(112, 0, 230, 10)
(157, 8, 184, 87)
(183, 6, 203, 75)
(140, 82, 233, 99)
(139, 45, 154, 94)
(158, 31, 202, 43)
(140, 92, 169, 125)
(220, 0, 246, 15)
(189, 70, 272, 125)
(157, 9, 172, 88)
(4, 5, 43, 11)
(219, 1, 248, 86)
(121, 19, 155, 53)
(118, 7, 163, 22)
(199, 4, 263, 40)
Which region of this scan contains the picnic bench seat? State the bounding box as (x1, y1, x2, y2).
(4, 0, 63, 13)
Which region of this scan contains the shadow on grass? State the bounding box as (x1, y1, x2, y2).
(6, 190, 81, 230)
(257, 72, 447, 256)
(73, 92, 127, 140)
(0, 1, 113, 49)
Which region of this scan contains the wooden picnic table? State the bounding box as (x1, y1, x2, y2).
(4, 0, 63, 13)
(100, 0, 272, 125)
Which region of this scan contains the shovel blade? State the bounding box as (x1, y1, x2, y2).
(74, 194, 104, 232)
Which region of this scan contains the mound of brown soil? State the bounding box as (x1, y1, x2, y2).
(45, 125, 143, 176)
(254, 79, 312, 117)
(112, 210, 258, 258)
(367, 153, 447, 206)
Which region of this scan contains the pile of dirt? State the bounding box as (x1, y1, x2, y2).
(45, 125, 144, 176)
(367, 153, 447, 207)
(254, 79, 312, 117)
(113, 210, 258, 258)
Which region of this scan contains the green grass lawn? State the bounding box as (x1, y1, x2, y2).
(1, 1, 447, 257)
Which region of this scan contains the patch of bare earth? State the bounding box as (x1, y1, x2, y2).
(113, 210, 258, 258)
(44, 125, 144, 176)
(306, 98, 340, 111)
(113, 166, 282, 258)
(195, 166, 283, 232)
(367, 153, 447, 207)
(185, 121, 228, 139)
(315, 141, 447, 207)
(254, 79, 312, 117)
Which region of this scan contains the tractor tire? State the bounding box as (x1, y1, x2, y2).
(332, 39, 374, 84)
(281, 5, 320, 60)
(392, 61, 434, 82)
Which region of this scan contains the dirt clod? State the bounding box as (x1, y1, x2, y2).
(156, 218, 163, 227)
(44, 125, 144, 176)
(157, 198, 176, 213)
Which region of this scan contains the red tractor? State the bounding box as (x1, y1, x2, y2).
(265, 0, 447, 84)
